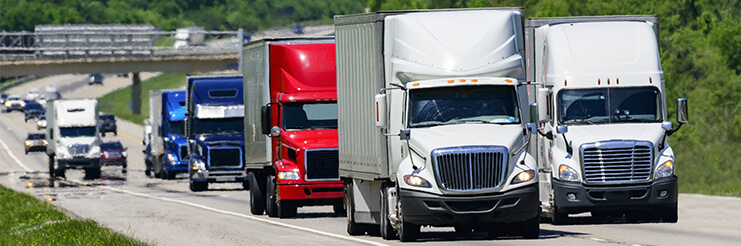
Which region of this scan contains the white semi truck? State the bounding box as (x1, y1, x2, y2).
(335, 9, 540, 241)
(525, 16, 688, 224)
(45, 98, 102, 179)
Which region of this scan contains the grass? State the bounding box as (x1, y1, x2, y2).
(98, 73, 186, 126)
(0, 185, 149, 245)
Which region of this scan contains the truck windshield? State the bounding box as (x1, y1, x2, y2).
(168, 121, 184, 135)
(408, 85, 520, 128)
(60, 127, 97, 137)
(192, 118, 244, 135)
(558, 87, 661, 125)
(282, 102, 338, 130)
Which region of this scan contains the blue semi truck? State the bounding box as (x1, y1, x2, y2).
(185, 74, 247, 192)
(147, 90, 189, 179)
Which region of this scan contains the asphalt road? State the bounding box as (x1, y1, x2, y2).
(1, 74, 741, 245)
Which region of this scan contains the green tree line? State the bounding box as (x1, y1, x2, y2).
(1, 0, 365, 32)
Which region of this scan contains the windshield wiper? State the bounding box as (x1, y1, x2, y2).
(564, 119, 596, 125)
(411, 122, 447, 127)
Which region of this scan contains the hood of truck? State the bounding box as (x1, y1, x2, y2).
(281, 129, 338, 150)
(195, 133, 245, 147)
(167, 134, 188, 146)
(56, 136, 100, 158)
(409, 124, 525, 156)
(561, 123, 664, 150)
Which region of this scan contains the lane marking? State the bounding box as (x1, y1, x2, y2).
(0, 137, 34, 172)
(103, 186, 388, 246)
(116, 131, 142, 145)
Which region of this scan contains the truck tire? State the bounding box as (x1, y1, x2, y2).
(278, 200, 297, 218)
(397, 199, 419, 242)
(345, 180, 365, 236)
(380, 185, 398, 240)
(333, 202, 344, 214)
(242, 181, 250, 190)
(662, 205, 678, 223)
(189, 181, 208, 192)
(518, 216, 540, 239)
(154, 156, 163, 179)
(551, 207, 569, 225)
(266, 174, 279, 217)
(249, 172, 266, 215)
(164, 170, 176, 180)
(48, 155, 56, 179)
(84, 166, 101, 180)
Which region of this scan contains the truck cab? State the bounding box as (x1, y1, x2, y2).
(526, 16, 688, 224)
(186, 75, 247, 191)
(45, 98, 103, 179)
(243, 38, 343, 218)
(149, 90, 189, 179)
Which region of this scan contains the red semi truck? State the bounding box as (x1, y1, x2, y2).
(242, 37, 343, 218)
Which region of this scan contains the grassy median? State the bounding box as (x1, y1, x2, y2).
(98, 73, 186, 126)
(0, 185, 148, 245)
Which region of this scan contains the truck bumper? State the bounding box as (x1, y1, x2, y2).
(399, 184, 539, 226)
(553, 176, 678, 214)
(278, 182, 344, 205)
(190, 169, 248, 183)
(59, 158, 101, 169)
(166, 160, 189, 172)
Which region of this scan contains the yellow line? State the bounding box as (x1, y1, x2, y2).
(81, 77, 130, 98)
(117, 131, 142, 145)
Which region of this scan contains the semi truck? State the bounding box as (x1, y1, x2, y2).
(46, 98, 102, 179)
(242, 37, 344, 218)
(186, 75, 247, 192)
(525, 16, 688, 224)
(335, 9, 540, 241)
(148, 90, 189, 179)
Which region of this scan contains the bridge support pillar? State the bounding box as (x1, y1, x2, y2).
(132, 72, 141, 115)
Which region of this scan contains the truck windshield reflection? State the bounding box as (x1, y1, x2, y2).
(192, 118, 244, 134)
(559, 87, 661, 125)
(60, 126, 97, 137)
(408, 85, 520, 128)
(282, 102, 338, 130)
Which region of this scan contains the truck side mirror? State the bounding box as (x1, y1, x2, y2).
(270, 126, 281, 138)
(261, 105, 271, 135)
(528, 103, 539, 124)
(399, 129, 411, 140)
(556, 125, 568, 134)
(677, 98, 689, 124)
(375, 94, 387, 129)
(537, 88, 551, 123)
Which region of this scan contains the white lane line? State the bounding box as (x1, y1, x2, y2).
(0, 137, 34, 172)
(103, 186, 388, 246)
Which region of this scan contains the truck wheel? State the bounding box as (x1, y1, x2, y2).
(518, 216, 540, 239)
(249, 172, 266, 215)
(345, 180, 365, 236)
(265, 174, 279, 217)
(662, 205, 678, 223)
(333, 201, 345, 214)
(84, 167, 101, 180)
(625, 210, 651, 223)
(242, 181, 250, 190)
(278, 200, 297, 218)
(144, 159, 152, 177)
(153, 156, 163, 178)
(164, 170, 176, 180)
(380, 185, 398, 240)
(551, 207, 569, 225)
(189, 181, 207, 192)
(397, 199, 419, 242)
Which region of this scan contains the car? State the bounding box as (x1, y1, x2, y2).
(24, 101, 45, 122)
(36, 115, 47, 130)
(26, 89, 40, 101)
(101, 141, 127, 173)
(0, 93, 8, 104)
(89, 74, 104, 85)
(24, 133, 47, 154)
(98, 113, 117, 136)
(4, 96, 25, 112)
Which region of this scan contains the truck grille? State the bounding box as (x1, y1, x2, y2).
(305, 149, 339, 181)
(208, 147, 242, 168)
(69, 144, 90, 156)
(180, 145, 189, 160)
(432, 146, 507, 191)
(581, 141, 653, 184)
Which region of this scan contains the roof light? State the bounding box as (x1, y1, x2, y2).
(412, 83, 420, 86)
(471, 79, 478, 82)
(649, 77, 653, 84)
(564, 80, 568, 86)
(607, 78, 610, 85)
(598, 79, 601, 85)
(505, 79, 514, 83)
(459, 79, 466, 82)
(447, 80, 454, 83)
(616, 78, 620, 85)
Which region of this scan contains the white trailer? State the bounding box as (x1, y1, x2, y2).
(525, 16, 689, 224)
(45, 98, 102, 179)
(336, 9, 540, 241)
(174, 26, 205, 49)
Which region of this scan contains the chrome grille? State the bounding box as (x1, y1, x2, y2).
(180, 145, 189, 160)
(69, 144, 90, 156)
(208, 147, 242, 168)
(432, 146, 508, 191)
(305, 149, 339, 181)
(581, 141, 653, 184)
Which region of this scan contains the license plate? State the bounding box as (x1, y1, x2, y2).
(216, 176, 235, 182)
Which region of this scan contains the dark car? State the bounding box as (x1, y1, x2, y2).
(89, 74, 104, 85)
(101, 141, 127, 173)
(24, 101, 45, 122)
(24, 133, 47, 154)
(98, 113, 117, 136)
(0, 93, 8, 104)
(4, 96, 25, 112)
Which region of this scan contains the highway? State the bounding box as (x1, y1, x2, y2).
(1, 74, 741, 245)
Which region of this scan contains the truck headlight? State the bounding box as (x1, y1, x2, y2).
(191, 158, 204, 171)
(278, 171, 300, 180)
(655, 160, 674, 179)
(403, 175, 431, 188)
(559, 164, 580, 182)
(511, 170, 535, 184)
(167, 153, 176, 163)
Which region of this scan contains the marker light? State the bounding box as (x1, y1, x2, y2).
(564, 80, 568, 86)
(459, 79, 466, 82)
(412, 83, 420, 86)
(616, 78, 620, 85)
(447, 80, 455, 83)
(649, 77, 653, 84)
(505, 79, 514, 83)
(598, 79, 601, 85)
(192, 165, 199, 171)
(471, 79, 478, 82)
